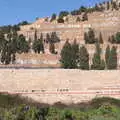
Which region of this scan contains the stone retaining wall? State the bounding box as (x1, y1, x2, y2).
(0, 69, 120, 104)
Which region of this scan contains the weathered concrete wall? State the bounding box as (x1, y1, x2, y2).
(0, 69, 120, 105)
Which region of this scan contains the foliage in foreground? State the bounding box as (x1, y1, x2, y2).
(0, 94, 120, 120)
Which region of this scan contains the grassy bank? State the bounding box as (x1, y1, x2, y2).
(0, 94, 120, 119)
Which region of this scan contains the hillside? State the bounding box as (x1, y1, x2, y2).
(0, 0, 120, 68)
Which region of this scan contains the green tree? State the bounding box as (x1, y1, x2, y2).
(1, 41, 12, 65)
(17, 34, 30, 53)
(51, 32, 60, 43)
(85, 28, 96, 44)
(32, 34, 44, 54)
(107, 1, 110, 10)
(105, 45, 110, 69)
(79, 6, 87, 12)
(46, 33, 51, 43)
(60, 40, 73, 68)
(71, 40, 79, 68)
(50, 13, 56, 22)
(78, 46, 89, 70)
(91, 42, 105, 70)
(107, 46, 117, 69)
(84, 32, 88, 44)
(32, 40, 38, 53)
(60, 40, 79, 69)
(59, 11, 69, 19)
(115, 32, 120, 44)
(0, 32, 6, 52)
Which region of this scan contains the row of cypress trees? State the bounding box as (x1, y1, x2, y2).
(60, 40, 117, 70)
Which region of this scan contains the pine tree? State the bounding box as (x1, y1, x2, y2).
(105, 45, 110, 69)
(107, 46, 117, 69)
(79, 46, 89, 70)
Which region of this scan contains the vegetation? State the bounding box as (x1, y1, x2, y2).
(84, 28, 97, 44)
(99, 32, 104, 44)
(82, 12, 88, 21)
(91, 42, 105, 70)
(105, 45, 110, 69)
(50, 0, 120, 23)
(107, 46, 117, 69)
(60, 41, 117, 70)
(0, 94, 120, 120)
(60, 40, 74, 68)
(78, 46, 89, 70)
(109, 32, 120, 44)
(60, 40, 89, 69)
(0, 21, 29, 34)
(50, 13, 57, 22)
(32, 33, 44, 54)
(49, 42, 56, 54)
(0, 31, 30, 65)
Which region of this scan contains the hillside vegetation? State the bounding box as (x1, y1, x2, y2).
(0, 94, 120, 120)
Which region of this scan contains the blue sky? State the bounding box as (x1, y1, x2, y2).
(0, 0, 108, 26)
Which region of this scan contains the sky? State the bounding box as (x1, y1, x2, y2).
(0, 0, 108, 26)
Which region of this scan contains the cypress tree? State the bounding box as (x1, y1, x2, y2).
(46, 33, 50, 43)
(84, 32, 88, 44)
(39, 33, 44, 53)
(34, 30, 37, 41)
(99, 32, 103, 44)
(115, 32, 120, 44)
(105, 45, 110, 69)
(107, 46, 117, 69)
(71, 39, 79, 68)
(60, 40, 73, 69)
(91, 42, 105, 70)
(109, 35, 116, 44)
(79, 46, 89, 70)
(49, 42, 55, 54)
(107, 1, 110, 10)
(86, 28, 96, 44)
